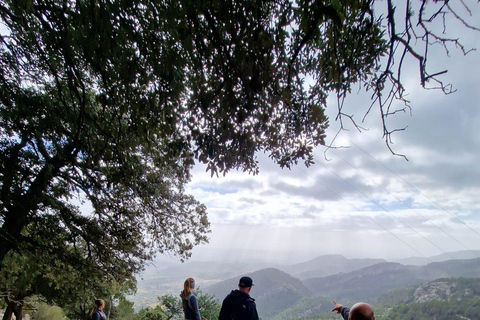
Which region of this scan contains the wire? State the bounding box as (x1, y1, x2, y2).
(331, 149, 477, 257)
(344, 135, 480, 239)
(316, 160, 455, 260)
(296, 166, 433, 262)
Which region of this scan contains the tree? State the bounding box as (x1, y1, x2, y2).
(0, 243, 135, 320)
(31, 303, 65, 320)
(0, 0, 478, 281)
(152, 290, 221, 320)
(136, 305, 167, 320)
(112, 297, 137, 320)
(157, 294, 182, 320)
(196, 290, 222, 320)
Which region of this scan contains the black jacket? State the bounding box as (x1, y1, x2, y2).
(218, 290, 259, 320)
(338, 306, 350, 320)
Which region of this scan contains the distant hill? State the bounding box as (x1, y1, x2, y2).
(305, 262, 421, 304)
(270, 295, 333, 320)
(374, 278, 480, 320)
(376, 277, 480, 306)
(130, 251, 480, 312)
(132, 260, 272, 309)
(395, 250, 480, 266)
(415, 257, 480, 279)
(305, 258, 480, 304)
(279, 254, 386, 280)
(151, 260, 264, 281)
(205, 268, 312, 320)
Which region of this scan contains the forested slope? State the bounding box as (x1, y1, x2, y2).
(205, 268, 312, 319)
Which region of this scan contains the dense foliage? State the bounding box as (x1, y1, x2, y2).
(0, 237, 135, 319)
(31, 303, 65, 320)
(293, 278, 480, 320)
(0, 0, 478, 318)
(376, 277, 480, 306)
(134, 290, 221, 320)
(384, 298, 480, 320)
(206, 267, 480, 320)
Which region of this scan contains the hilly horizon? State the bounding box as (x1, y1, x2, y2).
(202, 257, 480, 319)
(305, 257, 480, 304)
(205, 267, 312, 319)
(130, 250, 480, 313)
(393, 250, 480, 266)
(279, 254, 387, 280)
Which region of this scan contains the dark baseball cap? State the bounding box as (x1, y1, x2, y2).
(238, 276, 254, 287)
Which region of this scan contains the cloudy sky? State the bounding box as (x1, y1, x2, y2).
(174, 2, 480, 265)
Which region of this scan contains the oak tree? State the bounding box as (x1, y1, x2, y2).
(0, 0, 477, 293)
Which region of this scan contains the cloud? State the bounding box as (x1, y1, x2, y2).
(183, 4, 480, 262)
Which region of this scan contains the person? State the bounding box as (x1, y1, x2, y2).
(331, 300, 375, 320)
(181, 277, 202, 320)
(218, 276, 259, 320)
(89, 299, 107, 320)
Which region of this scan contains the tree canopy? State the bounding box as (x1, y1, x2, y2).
(0, 0, 478, 310)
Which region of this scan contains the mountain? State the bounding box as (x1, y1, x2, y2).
(205, 268, 312, 319)
(373, 278, 480, 320)
(376, 277, 480, 306)
(279, 254, 386, 280)
(395, 250, 480, 266)
(131, 259, 272, 309)
(305, 262, 421, 304)
(415, 257, 480, 279)
(129, 252, 480, 312)
(270, 295, 334, 320)
(305, 258, 480, 304)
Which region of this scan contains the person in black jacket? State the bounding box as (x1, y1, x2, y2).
(218, 276, 259, 320)
(332, 300, 375, 320)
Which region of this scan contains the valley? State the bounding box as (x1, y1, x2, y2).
(129, 250, 480, 319)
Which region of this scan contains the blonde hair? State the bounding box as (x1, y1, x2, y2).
(89, 299, 104, 319)
(181, 278, 195, 299)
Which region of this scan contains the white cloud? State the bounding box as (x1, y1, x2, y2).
(181, 3, 480, 263)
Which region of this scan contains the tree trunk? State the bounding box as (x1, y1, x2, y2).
(2, 301, 14, 320)
(13, 303, 22, 320)
(0, 159, 64, 268)
(0, 229, 16, 269)
(107, 295, 113, 320)
(2, 300, 23, 320)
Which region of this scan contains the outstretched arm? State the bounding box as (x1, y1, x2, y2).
(332, 300, 350, 320)
(332, 300, 343, 313)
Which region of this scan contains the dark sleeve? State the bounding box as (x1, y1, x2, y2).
(339, 306, 350, 320)
(189, 295, 202, 320)
(218, 298, 230, 320)
(248, 301, 259, 320)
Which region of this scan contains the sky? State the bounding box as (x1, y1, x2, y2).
(170, 2, 480, 265)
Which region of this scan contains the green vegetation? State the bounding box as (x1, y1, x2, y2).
(31, 304, 65, 320)
(0, 290, 220, 320)
(128, 290, 221, 320)
(271, 296, 333, 320)
(1, 0, 478, 319)
(384, 298, 480, 320)
(376, 277, 480, 306)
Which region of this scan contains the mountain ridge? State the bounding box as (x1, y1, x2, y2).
(130, 251, 480, 315)
(304, 258, 480, 304)
(205, 267, 312, 319)
(279, 254, 387, 280)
